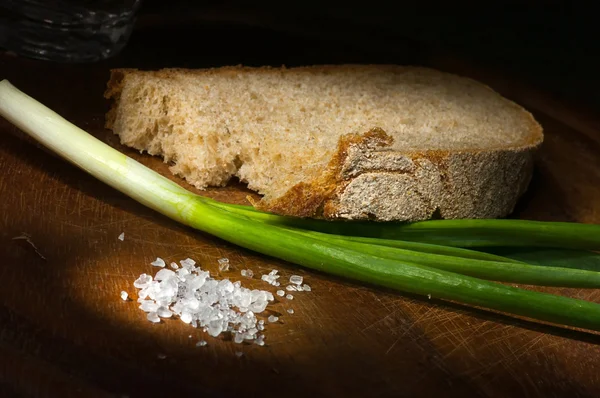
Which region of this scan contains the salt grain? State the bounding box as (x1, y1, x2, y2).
(255, 335, 265, 346)
(241, 269, 253, 278)
(118, 232, 124, 241)
(290, 275, 303, 285)
(120, 291, 128, 301)
(180, 258, 196, 269)
(276, 290, 285, 297)
(196, 340, 207, 347)
(157, 306, 173, 318)
(140, 300, 160, 312)
(208, 322, 224, 337)
(151, 257, 166, 267)
(268, 315, 279, 323)
(177, 268, 190, 280)
(180, 312, 193, 324)
(155, 268, 176, 281)
(261, 271, 280, 286)
(302, 284, 312, 292)
(218, 258, 230, 272)
(287, 309, 294, 314)
(235, 351, 244, 358)
(133, 274, 152, 288)
(286, 294, 294, 300)
(170, 262, 179, 269)
(234, 332, 245, 344)
(286, 285, 297, 291)
(147, 312, 160, 323)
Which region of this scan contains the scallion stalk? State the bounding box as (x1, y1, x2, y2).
(189, 205, 600, 332)
(211, 204, 600, 287)
(206, 200, 600, 251)
(279, 227, 600, 287)
(204, 200, 524, 264)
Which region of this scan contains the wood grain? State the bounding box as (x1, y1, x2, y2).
(1, 24, 600, 398)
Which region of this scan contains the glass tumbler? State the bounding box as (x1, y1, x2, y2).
(0, 0, 142, 63)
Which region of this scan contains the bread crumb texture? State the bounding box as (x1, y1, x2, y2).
(105, 65, 543, 221)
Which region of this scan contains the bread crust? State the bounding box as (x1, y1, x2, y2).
(105, 65, 543, 222)
(255, 127, 539, 221)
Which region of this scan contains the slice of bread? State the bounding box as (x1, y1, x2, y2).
(104, 65, 543, 222)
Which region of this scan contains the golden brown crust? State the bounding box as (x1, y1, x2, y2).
(256, 128, 541, 221)
(254, 128, 393, 217)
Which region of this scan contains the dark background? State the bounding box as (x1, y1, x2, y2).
(132, 1, 597, 109)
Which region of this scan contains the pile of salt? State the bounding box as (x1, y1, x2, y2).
(132, 259, 276, 345)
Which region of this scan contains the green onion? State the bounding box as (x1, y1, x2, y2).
(482, 247, 600, 272)
(208, 200, 600, 251)
(205, 200, 522, 263)
(283, 228, 600, 287)
(208, 202, 600, 286)
(178, 206, 600, 332)
(207, 199, 523, 264)
(361, 219, 600, 250)
(212, 204, 600, 287)
(3, 79, 600, 332)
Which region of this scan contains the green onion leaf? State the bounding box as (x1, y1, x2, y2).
(207, 199, 523, 264)
(205, 200, 600, 251)
(481, 247, 600, 272)
(268, 226, 600, 288)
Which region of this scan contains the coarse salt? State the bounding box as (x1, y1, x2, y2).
(261, 270, 280, 286)
(147, 312, 160, 323)
(241, 269, 254, 278)
(151, 257, 166, 268)
(218, 258, 230, 272)
(130, 257, 275, 346)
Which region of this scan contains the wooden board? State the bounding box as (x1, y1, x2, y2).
(1, 29, 600, 397)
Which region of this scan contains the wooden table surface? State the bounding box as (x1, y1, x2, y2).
(1, 23, 600, 398)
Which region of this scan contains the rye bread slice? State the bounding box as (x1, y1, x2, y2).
(105, 65, 543, 221)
